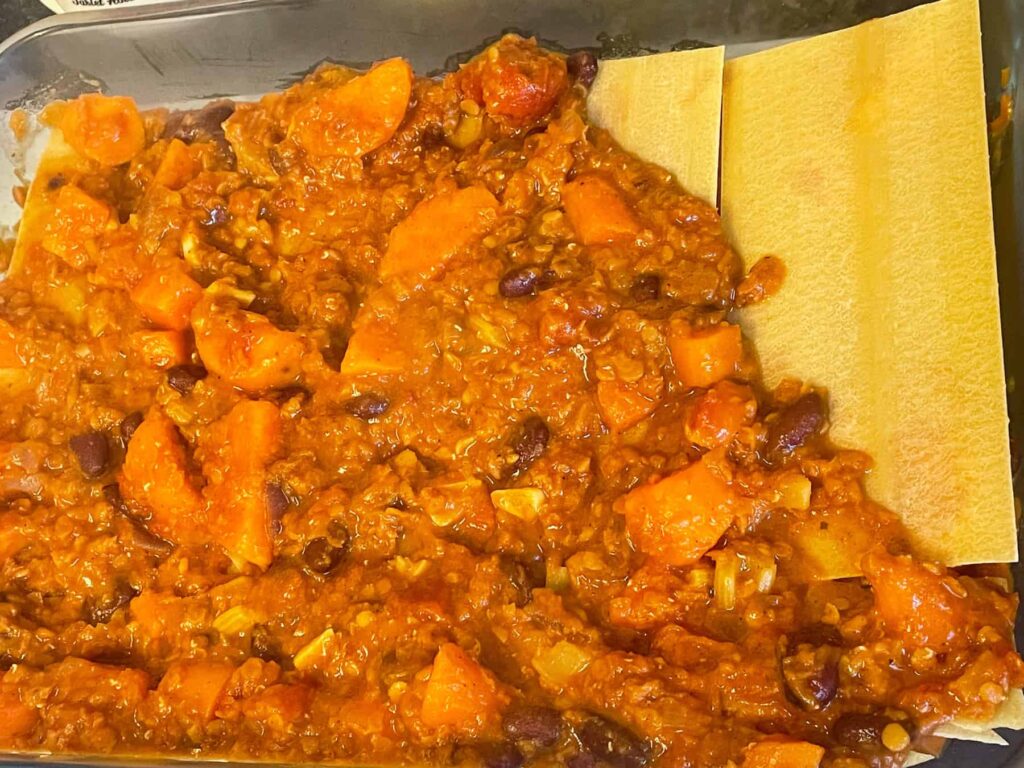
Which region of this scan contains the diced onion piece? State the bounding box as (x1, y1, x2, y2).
(532, 640, 592, 686)
(292, 627, 336, 671)
(212, 605, 261, 635)
(776, 473, 812, 511)
(713, 550, 740, 611)
(545, 560, 570, 592)
(205, 278, 256, 308)
(490, 487, 546, 521)
(394, 556, 430, 578)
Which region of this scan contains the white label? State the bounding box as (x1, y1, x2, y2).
(39, 0, 175, 13)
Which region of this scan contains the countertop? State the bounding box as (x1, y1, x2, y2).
(0, 0, 50, 42)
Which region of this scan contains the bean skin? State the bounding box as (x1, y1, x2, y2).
(766, 391, 825, 463)
(832, 713, 889, 748)
(345, 392, 390, 420)
(70, 432, 109, 478)
(510, 416, 550, 475)
(266, 483, 290, 534)
(166, 364, 208, 394)
(83, 581, 138, 626)
(119, 412, 144, 445)
(499, 266, 542, 298)
(781, 647, 839, 710)
(484, 743, 524, 768)
(302, 536, 348, 574)
(576, 717, 650, 768)
(567, 50, 599, 88)
(630, 273, 661, 302)
(503, 705, 562, 747)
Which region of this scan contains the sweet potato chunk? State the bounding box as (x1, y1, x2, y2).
(669, 321, 744, 389)
(153, 138, 196, 190)
(0, 689, 37, 741)
(288, 58, 413, 159)
(380, 186, 499, 282)
(60, 94, 146, 166)
(596, 380, 658, 432)
(623, 456, 737, 566)
(562, 174, 640, 245)
(41, 185, 112, 269)
(120, 410, 203, 543)
(685, 380, 757, 449)
(192, 298, 305, 392)
(242, 684, 311, 730)
(863, 551, 969, 649)
(340, 322, 406, 376)
(130, 264, 203, 331)
(205, 400, 282, 569)
(158, 661, 234, 723)
(0, 319, 24, 370)
(421, 643, 503, 735)
(743, 739, 825, 768)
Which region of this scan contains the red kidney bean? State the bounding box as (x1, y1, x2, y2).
(345, 392, 390, 420)
(766, 392, 825, 463)
(510, 416, 550, 475)
(499, 265, 544, 298)
(575, 717, 650, 768)
(166, 364, 208, 394)
(503, 705, 563, 747)
(70, 432, 109, 478)
(302, 535, 348, 574)
(567, 50, 599, 88)
(119, 411, 144, 446)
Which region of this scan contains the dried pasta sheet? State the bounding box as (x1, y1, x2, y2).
(721, 0, 1015, 566)
(588, 47, 724, 205)
(10, 130, 87, 276)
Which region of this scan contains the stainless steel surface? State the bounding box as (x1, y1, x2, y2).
(0, 0, 1019, 765)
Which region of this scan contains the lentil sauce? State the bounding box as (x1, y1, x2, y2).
(0, 36, 1021, 768)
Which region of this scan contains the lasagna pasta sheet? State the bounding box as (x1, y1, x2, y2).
(720, 0, 1016, 567)
(588, 47, 724, 206)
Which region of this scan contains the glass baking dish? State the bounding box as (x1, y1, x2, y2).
(0, 0, 1021, 765)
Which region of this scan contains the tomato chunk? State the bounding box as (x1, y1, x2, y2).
(120, 410, 203, 544)
(130, 264, 203, 331)
(685, 380, 757, 449)
(288, 58, 413, 158)
(421, 643, 503, 735)
(562, 174, 640, 245)
(192, 298, 305, 392)
(380, 186, 499, 282)
(863, 551, 969, 649)
(623, 456, 737, 566)
(60, 94, 146, 166)
(669, 321, 744, 389)
(453, 35, 568, 127)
